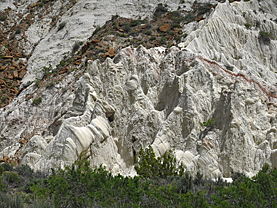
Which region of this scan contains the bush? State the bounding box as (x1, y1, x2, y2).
(0, 163, 13, 172)
(58, 22, 66, 31)
(130, 20, 140, 27)
(1, 96, 7, 102)
(154, 3, 168, 17)
(245, 22, 251, 29)
(127, 30, 137, 37)
(167, 29, 175, 36)
(0, 193, 24, 208)
(3, 171, 19, 183)
(198, 4, 212, 16)
(0, 157, 275, 207)
(15, 28, 21, 34)
(144, 30, 152, 35)
(31, 158, 151, 207)
(231, 172, 246, 183)
(175, 173, 193, 193)
(0, 16, 7, 21)
(258, 31, 271, 45)
(121, 23, 130, 32)
(135, 147, 184, 179)
(72, 41, 82, 53)
(111, 14, 119, 21)
(32, 97, 42, 106)
(160, 37, 167, 44)
(200, 118, 216, 127)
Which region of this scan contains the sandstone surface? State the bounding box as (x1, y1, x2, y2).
(0, 0, 277, 179)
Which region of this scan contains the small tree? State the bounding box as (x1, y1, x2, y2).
(134, 147, 184, 179)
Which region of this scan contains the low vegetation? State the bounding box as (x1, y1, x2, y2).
(201, 118, 216, 128)
(58, 22, 66, 31)
(0, 148, 277, 207)
(32, 97, 42, 105)
(0, 16, 7, 21)
(135, 147, 185, 179)
(244, 22, 251, 29)
(258, 30, 271, 45)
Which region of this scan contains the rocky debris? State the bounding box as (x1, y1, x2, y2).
(0, 0, 78, 94)
(20, 0, 219, 86)
(0, 156, 9, 163)
(159, 24, 171, 32)
(103, 48, 115, 58)
(0, 4, 217, 109)
(0, 53, 27, 107)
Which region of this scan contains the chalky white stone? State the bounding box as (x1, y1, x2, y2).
(0, 0, 277, 178)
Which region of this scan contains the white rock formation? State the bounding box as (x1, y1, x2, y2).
(1, 0, 277, 178)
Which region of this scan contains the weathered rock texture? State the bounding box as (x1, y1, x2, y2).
(0, 0, 277, 178)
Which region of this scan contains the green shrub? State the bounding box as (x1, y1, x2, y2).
(154, 3, 168, 17)
(214, 163, 277, 207)
(34, 79, 40, 87)
(245, 22, 251, 29)
(112, 21, 117, 29)
(1, 96, 7, 102)
(144, 30, 152, 35)
(59, 59, 65, 66)
(171, 11, 182, 18)
(225, 65, 234, 71)
(111, 14, 119, 21)
(184, 14, 194, 22)
(172, 23, 181, 28)
(0, 167, 4, 176)
(121, 23, 130, 32)
(32, 97, 42, 106)
(201, 118, 216, 127)
(15, 28, 21, 34)
(120, 33, 127, 37)
(0, 163, 13, 172)
(0, 16, 7, 21)
(231, 172, 246, 183)
(46, 82, 54, 88)
(145, 24, 152, 29)
(175, 173, 193, 193)
(92, 26, 101, 36)
(0, 158, 273, 207)
(15, 164, 33, 178)
(31, 157, 151, 207)
(72, 41, 82, 53)
(0, 193, 24, 208)
(3, 171, 19, 183)
(41, 64, 53, 78)
(135, 147, 184, 179)
(160, 37, 167, 44)
(167, 29, 175, 36)
(58, 22, 66, 31)
(130, 20, 140, 27)
(258, 31, 271, 44)
(0, 177, 6, 192)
